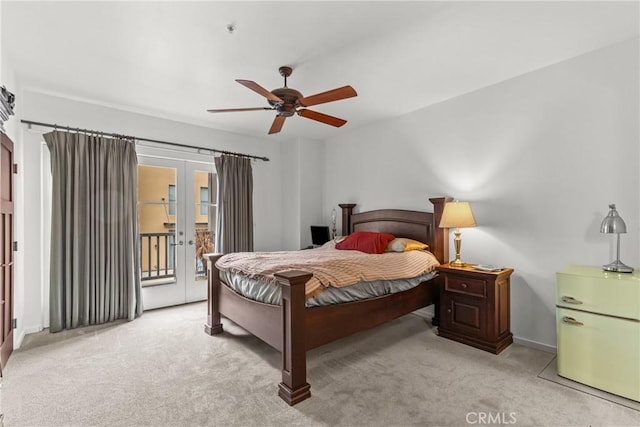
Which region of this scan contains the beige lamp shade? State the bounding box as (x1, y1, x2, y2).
(439, 201, 476, 228)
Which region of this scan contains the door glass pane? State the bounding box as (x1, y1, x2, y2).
(138, 165, 177, 287)
(168, 184, 176, 215)
(193, 170, 216, 281)
(199, 187, 208, 216)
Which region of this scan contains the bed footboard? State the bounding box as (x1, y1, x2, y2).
(204, 254, 313, 405)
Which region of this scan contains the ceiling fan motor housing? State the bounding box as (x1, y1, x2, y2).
(269, 87, 303, 117)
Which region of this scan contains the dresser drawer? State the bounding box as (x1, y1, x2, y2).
(557, 307, 640, 402)
(557, 266, 640, 320)
(445, 275, 486, 298)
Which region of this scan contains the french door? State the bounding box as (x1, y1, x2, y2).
(137, 156, 216, 310)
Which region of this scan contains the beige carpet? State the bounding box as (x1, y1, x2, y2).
(1, 302, 638, 427)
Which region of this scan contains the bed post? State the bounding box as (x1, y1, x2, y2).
(429, 197, 452, 327)
(275, 270, 313, 406)
(429, 197, 452, 264)
(204, 253, 224, 335)
(339, 203, 356, 235)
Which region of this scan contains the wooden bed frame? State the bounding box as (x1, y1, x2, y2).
(204, 197, 451, 405)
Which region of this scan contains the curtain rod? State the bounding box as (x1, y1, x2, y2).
(20, 119, 270, 162)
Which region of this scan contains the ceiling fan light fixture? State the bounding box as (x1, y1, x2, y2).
(278, 104, 296, 117)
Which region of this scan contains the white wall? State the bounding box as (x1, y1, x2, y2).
(323, 39, 640, 351)
(299, 139, 325, 247)
(16, 90, 296, 345)
(280, 139, 301, 250)
(280, 137, 326, 250)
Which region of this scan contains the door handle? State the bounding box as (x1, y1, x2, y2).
(188, 240, 194, 245)
(170, 241, 184, 246)
(562, 316, 584, 326)
(561, 296, 583, 305)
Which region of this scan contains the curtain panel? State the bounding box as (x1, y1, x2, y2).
(214, 155, 254, 253)
(44, 130, 142, 332)
(207, 172, 217, 236)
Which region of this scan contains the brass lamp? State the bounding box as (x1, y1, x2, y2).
(600, 204, 633, 273)
(439, 201, 476, 267)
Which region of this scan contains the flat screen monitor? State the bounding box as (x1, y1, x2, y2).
(310, 226, 331, 246)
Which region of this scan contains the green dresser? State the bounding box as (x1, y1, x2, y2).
(556, 265, 639, 402)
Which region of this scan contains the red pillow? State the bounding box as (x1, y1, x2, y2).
(335, 231, 396, 254)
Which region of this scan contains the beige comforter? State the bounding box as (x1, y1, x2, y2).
(215, 241, 440, 298)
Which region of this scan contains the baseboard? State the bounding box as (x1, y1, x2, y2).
(513, 336, 556, 354)
(15, 325, 43, 350)
(15, 329, 26, 350)
(25, 325, 43, 334)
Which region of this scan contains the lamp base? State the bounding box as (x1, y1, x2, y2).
(450, 259, 467, 267)
(602, 260, 634, 273)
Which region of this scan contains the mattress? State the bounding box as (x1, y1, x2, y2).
(219, 269, 437, 307)
(216, 241, 440, 299)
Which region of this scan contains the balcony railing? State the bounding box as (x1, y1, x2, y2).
(140, 232, 175, 282)
(139, 229, 214, 283)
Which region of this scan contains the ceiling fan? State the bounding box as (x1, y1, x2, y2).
(207, 66, 357, 135)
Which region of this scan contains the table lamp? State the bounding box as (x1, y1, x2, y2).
(600, 204, 633, 273)
(439, 201, 476, 267)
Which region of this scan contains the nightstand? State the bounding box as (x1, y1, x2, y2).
(436, 264, 514, 354)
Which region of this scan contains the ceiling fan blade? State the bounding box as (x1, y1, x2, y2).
(268, 115, 286, 134)
(297, 109, 347, 128)
(236, 79, 283, 104)
(298, 85, 357, 107)
(207, 107, 273, 113)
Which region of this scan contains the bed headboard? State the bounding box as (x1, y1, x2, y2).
(339, 197, 451, 264)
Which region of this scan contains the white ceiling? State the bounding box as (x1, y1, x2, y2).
(2, 1, 639, 141)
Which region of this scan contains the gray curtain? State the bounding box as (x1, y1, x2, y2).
(214, 155, 253, 253)
(44, 130, 142, 332)
(207, 172, 217, 238)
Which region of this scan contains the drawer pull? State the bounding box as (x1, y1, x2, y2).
(561, 296, 583, 305)
(460, 283, 468, 289)
(562, 316, 584, 326)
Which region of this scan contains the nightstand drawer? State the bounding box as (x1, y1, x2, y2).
(445, 276, 486, 298)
